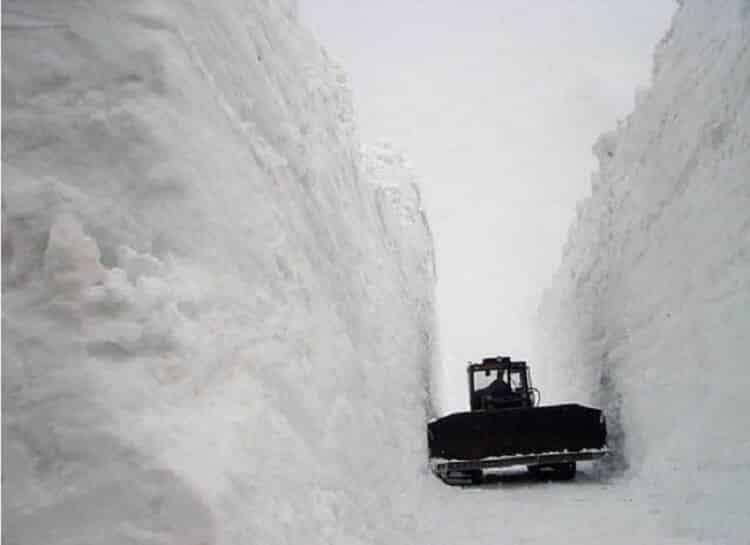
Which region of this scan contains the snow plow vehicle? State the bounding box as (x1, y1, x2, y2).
(428, 356, 608, 484)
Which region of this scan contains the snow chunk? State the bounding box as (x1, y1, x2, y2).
(44, 214, 106, 293)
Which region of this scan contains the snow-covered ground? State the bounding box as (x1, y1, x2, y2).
(417, 468, 706, 545)
(3, 0, 748, 544)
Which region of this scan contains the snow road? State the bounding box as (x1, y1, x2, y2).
(417, 468, 702, 545)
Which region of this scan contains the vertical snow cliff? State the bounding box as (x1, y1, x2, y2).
(2, 2, 435, 544)
(536, 1, 749, 542)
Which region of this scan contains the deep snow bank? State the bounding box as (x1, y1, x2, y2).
(2, 2, 435, 543)
(536, 1, 749, 541)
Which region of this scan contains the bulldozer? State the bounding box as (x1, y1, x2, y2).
(428, 356, 608, 484)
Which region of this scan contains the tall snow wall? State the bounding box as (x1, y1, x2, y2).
(2, 2, 436, 544)
(536, 1, 749, 542)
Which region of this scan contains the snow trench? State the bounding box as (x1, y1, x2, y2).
(2, 2, 436, 544)
(535, 1, 750, 542)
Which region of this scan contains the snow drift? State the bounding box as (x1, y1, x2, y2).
(536, 1, 750, 542)
(2, 2, 435, 543)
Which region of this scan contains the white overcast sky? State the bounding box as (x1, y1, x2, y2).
(299, 1, 676, 411)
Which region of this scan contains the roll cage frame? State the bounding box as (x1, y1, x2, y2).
(467, 356, 537, 410)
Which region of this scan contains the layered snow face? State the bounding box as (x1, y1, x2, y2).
(535, 1, 750, 542)
(2, 2, 435, 544)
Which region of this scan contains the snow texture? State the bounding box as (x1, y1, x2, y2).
(535, 1, 750, 542)
(2, 2, 435, 544)
(5, 0, 749, 544)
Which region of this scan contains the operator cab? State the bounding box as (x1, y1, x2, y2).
(468, 356, 538, 411)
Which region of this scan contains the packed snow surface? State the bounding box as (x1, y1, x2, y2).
(4, 0, 749, 544)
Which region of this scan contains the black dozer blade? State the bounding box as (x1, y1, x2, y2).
(428, 404, 607, 461)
